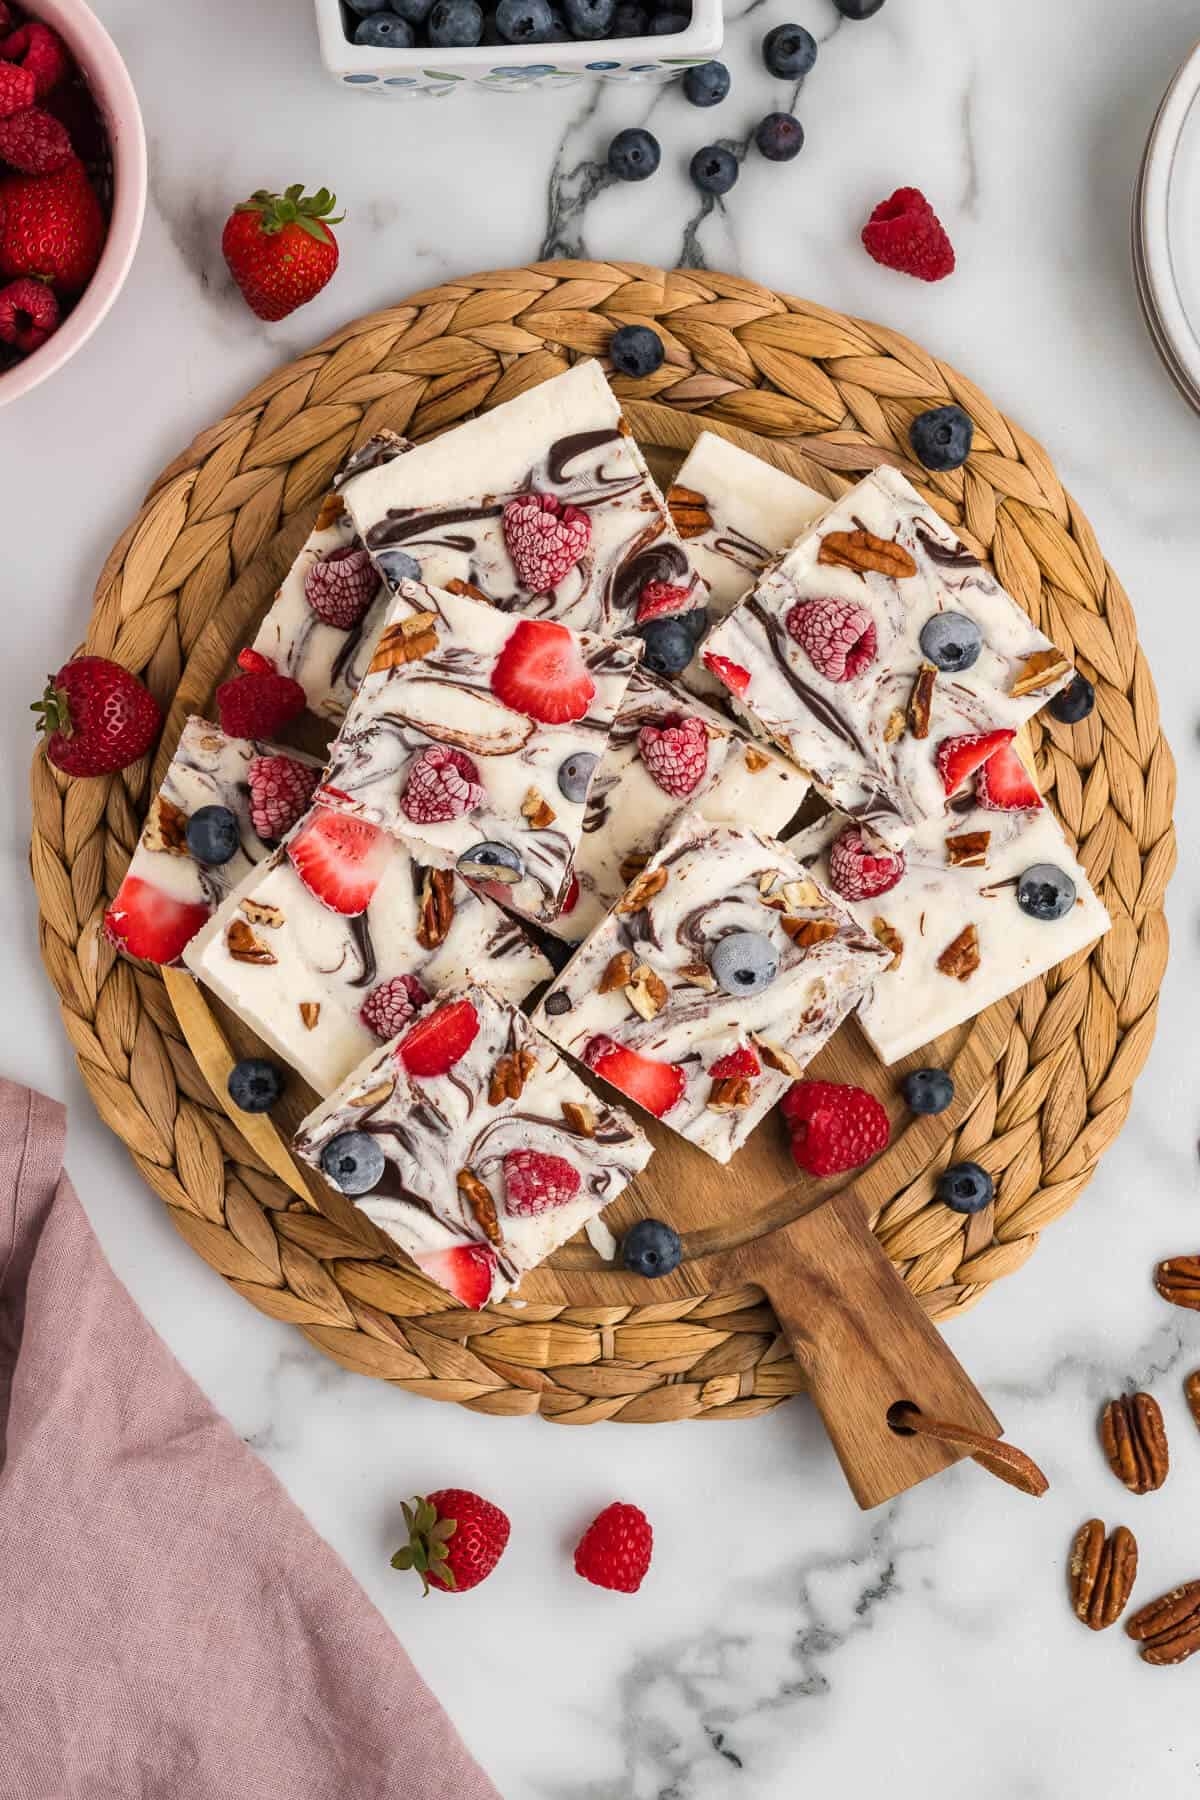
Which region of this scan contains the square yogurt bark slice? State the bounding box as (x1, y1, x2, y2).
(699, 465, 1073, 846)
(292, 981, 654, 1309)
(103, 716, 322, 967)
(316, 581, 641, 926)
(532, 814, 890, 1165)
(183, 805, 552, 1096)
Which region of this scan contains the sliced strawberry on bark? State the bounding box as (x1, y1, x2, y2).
(559, 872, 580, 915)
(584, 1036, 685, 1119)
(935, 728, 1015, 796)
(975, 739, 1042, 812)
(288, 805, 392, 916)
(708, 1044, 760, 1080)
(103, 878, 211, 966)
(396, 997, 480, 1078)
(412, 1244, 497, 1309)
(490, 620, 596, 724)
(702, 651, 752, 698)
(636, 580, 692, 625)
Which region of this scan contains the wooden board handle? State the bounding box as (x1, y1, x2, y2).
(737, 1188, 1000, 1508)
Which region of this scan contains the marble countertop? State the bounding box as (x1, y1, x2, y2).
(4, 0, 1200, 1792)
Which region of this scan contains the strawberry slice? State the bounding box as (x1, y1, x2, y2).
(935, 728, 1015, 796)
(236, 647, 276, 676)
(709, 1044, 760, 1080)
(288, 805, 392, 916)
(585, 1036, 685, 1119)
(490, 620, 596, 724)
(103, 877, 211, 966)
(412, 1244, 497, 1309)
(560, 872, 580, 915)
(975, 739, 1042, 812)
(702, 651, 752, 698)
(636, 580, 692, 625)
(396, 997, 480, 1078)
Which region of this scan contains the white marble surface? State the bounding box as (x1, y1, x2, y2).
(4, 0, 1200, 1792)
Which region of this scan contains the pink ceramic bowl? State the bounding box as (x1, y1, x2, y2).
(0, 0, 146, 406)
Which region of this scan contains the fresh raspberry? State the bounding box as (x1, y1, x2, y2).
(247, 753, 319, 840)
(401, 744, 486, 825)
(637, 712, 709, 798)
(574, 1502, 653, 1594)
(503, 491, 591, 593)
(360, 974, 430, 1040)
(708, 1044, 760, 1080)
(784, 1080, 890, 1177)
(0, 274, 57, 351)
(0, 63, 35, 120)
(304, 544, 379, 629)
(862, 186, 956, 283)
(503, 1148, 582, 1216)
(236, 647, 276, 677)
(702, 651, 751, 697)
(392, 1489, 510, 1595)
(0, 105, 72, 174)
(827, 825, 905, 901)
(636, 580, 692, 625)
(786, 597, 877, 682)
(216, 668, 306, 739)
(396, 997, 480, 1078)
(0, 23, 71, 100)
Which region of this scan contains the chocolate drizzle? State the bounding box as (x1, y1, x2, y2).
(366, 500, 505, 554)
(546, 426, 623, 484)
(608, 534, 691, 620)
(913, 520, 983, 572)
(346, 912, 377, 989)
(745, 598, 868, 758)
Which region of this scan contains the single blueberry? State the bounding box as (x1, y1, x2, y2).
(833, 0, 885, 16)
(608, 127, 661, 180)
(901, 1067, 955, 1116)
(321, 1131, 386, 1197)
(227, 1057, 285, 1114)
(936, 1161, 994, 1214)
(754, 112, 805, 162)
(390, 0, 436, 20)
(1049, 674, 1095, 724)
(374, 548, 423, 587)
(187, 804, 240, 867)
(557, 750, 599, 804)
(497, 0, 555, 40)
(918, 611, 982, 673)
(457, 840, 524, 883)
(690, 144, 739, 196)
(681, 603, 710, 642)
(909, 404, 973, 472)
(545, 9, 572, 37)
(622, 1217, 682, 1277)
(1016, 863, 1076, 922)
(635, 614, 695, 676)
(428, 0, 483, 43)
(710, 930, 777, 997)
(762, 21, 817, 78)
(354, 13, 416, 43)
(609, 323, 664, 378)
(682, 60, 730, 106)
(611, 2, 647, 31)
(565, 0, 615, 37)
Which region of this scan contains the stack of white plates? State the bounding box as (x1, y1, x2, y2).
(1133, 41, 1200, 411)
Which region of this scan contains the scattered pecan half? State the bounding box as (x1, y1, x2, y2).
(521, 786, 556, 830)
(561, 1099, 596, 1137)
(936, 923, 981, 982)
(457, 1168, 501, 1246)
(226, 918, 277, 966)
(299, 1002, 320, 1030)
(1101, 1392, 1168, 1494)
(945, 830, 991, 868)
(665, 483, 714, 539)
(488, 1045, 537, 1105)
(872, 916, 904, 969)
(1010, 647, 1072, 700)
(1069, 1520, 1138, 1631)
(1126, 1580, 1200, 1665)
(907, 662, 937, 739)
(241, 897, 285, 929)
(1154, 1255, 1200, 1310)
(1186, 1370, 1200, 1433)
(817, 528, 917, 580)
(368, 610, 438, 673)
(617, 865, 668, 913)
(416, 867, 455, 950)
(143, 795, 190, 856)
(599, 950, 635, 994)
(626, 963, 668, 1021)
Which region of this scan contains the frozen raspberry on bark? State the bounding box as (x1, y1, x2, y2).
(503, 1149, 582, 1216)
(490, 618, 597, 725)
(411, 1244, 497, 1310)
(935, 728, 1015, 796)
(708, 1044, 760, 1080)
(303, 544, 378, 629)
(786, 597, 877, 682)
(702, 651, 751, 697)
(288, 806, 392, 915)
(635, 580, 692, 624)
(827, 825, 905, 901)
(502, 491, 591, 592)
(216, 668, 305, 739)
(401, 743, 486, 825)
(395, 996, 480, 1078)
(862, 186, 956, 282)
(784, 1080, 889, 1177)
(360, 974, 430, 1040)
(247, 754, 319, 840)
(637, 713, 709, 798)
(975, 739, 1042, 812)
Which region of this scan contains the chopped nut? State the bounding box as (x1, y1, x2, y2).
(817, 528, 917, 580)
(907, 661, 937, 739)
(936, 923, 980, 981)
(314, 490, 347, 531)
(488, 1045, 538, 1105)
(783, 878, 822, 911)
(226, 918, 277, 965)
(945, 830, 991, 868)
(299, 1002, 320, 1030)
(349, 1077, 395, 1109)
(625, 963, 668, 1021)
(561, 1099, 596, 1137)
(241, 897, 285, 929)
(666, 483, 714, 540)
(520, 786, 556, 830)
(599, 950, 635, 994)
(754, 1038, 806, 1080)
(1010, 647, 1072, 699)
(759, 870, 778, 897)
(883, 708, 907, 744)
(416, 867, 455, 950)
(458, 1168, 501, 1246)
(368, 611, 439, 673)
(617, 865, 668, 913)
(678, 960, 717, 992)
(142, 796, 190, 856)
(618, 851, 649, 885)
(871, 916, 904, 969)
(742, 747, 772, 773)
(708, 1076, 752, 1112)
(1069, 1520, 1138, 1631)
(444, 577, 492, 605)
(783, 917, 839, 948)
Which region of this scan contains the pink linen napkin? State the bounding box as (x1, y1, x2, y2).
(0, 1077, 501, 1800)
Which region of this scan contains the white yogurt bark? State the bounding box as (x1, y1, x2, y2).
(293, 981, 653, 1308)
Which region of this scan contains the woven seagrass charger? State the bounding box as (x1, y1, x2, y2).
(30, 262, 1176, 1428)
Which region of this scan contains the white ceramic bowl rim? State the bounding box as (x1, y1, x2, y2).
(1138, 40, 1200, 403)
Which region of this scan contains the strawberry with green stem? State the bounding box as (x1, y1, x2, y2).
(221, 185, 343, 322)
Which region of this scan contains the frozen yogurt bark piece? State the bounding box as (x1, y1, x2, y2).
(700, 465, 1073, 845)
(182, 806, 552, 1095)
(552, 668, 810, 944)
(532, 814, 890, 1164)
(789, 797, 1111, 1066)
(292, 981, 653, 1308)
(316, 580, 641, 925)
(103, 716, 321, 967)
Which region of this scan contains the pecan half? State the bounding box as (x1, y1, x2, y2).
(143, 795, 190, 856)
(945, 830, 991, 868)
(742, 747, 772, 773)
(1126, 1580, 1200, 1665)
(349, 1077, 395, 1109)
(782, 916, 839, 948)
(883, 707, 907, 744)
(754, 1038, 805, 1080)
(1101, 1392, 1168, 1494)
(907, 661, 937, 739)
(678, 960, 717, 992)
(226, 918, 277, 965)
(1069, 1520, 1138, 1631)
(708, 1076, 752, 1112)
(299, 1002, 320, 1030)
(457, 1168, 501, 1246)
(1010, 647, 1072, 700)
(599, 950, 634, 994)
(618, 851, 649, 885)
(416, 867, 455, 950)
(626, 963, 668, 1021)
(1154, 1255, 1200, 1310)
(817, 528, 917, 581)
(314, 490, 347, 532)
(241, 897, 285, 929)
(368, 610, 438, 673)
(488, 1045, 537, 1105)
(617, 865, 668, 913)
(561, 1099, 596, 1137)
(521, 786, 556, 830)
(1186, 1370, 1200, 1432)
(872, 916, 904, 969)
(666, 483, 714, 540)
(936, 923, 980, 982)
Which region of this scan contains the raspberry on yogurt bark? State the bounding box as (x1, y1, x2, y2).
(315, 581, 641, 926)
(292, 982, 654, 1308)
(699, 465, 1073, 845)
(182, 806, 552, 1096)
(103, 716, 322, 967)
(532, 814, 890, 1165)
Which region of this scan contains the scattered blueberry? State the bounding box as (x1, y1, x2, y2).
(754, 112, 805, 162)
(833, 0, 886, 15)
(457, 840, 524, 883)
(918, 611, 982, 673)
(683, 60, 730, 106)
(354, 13, 416, 43)
(936, 1161, 994, 1214)
(609, 323, 664, 378)
(909, 404, 973, 472)
(228, 1057, 285, 1114)
(345, 0, 395, 13)
(611, 1, 647, 30)
(608, 127, 661, 182)
(564, 0, 615, 35)
(1016, 863, 1076, 922)
(622, 1217, 682, 1277)
(428, 0, 483, 43)
(651, 11, 689, 29)
(762, 22, 817, 78)
(635, 614, 695, 676)
(901, 1067, 955, 1116)
(186, 804, 240, 866)
(557, 749, 599, 804)
(1049, 674, 1095, 724)
(710, 930, 778, 997)
(690, 144, 738, 196)
(497, 0, 554, 37)
(321, 1131, 386, 1197)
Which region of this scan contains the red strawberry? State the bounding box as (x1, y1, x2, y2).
(396, 997, 480, 1078)
(636, 580, 692, 625)
(637, 713, 709, 798)
(585, 1036, 685, 1119)
(708, 1044, 760, 1080)
(360, 973, 430, 1040)
(560, 871, 580, 915)
(33, 656, 160, 776)
(0, 274, 58, 351)
(862, 186, 956, 283)
(288, 805, 392, 915)
(784, 1080, 889, 1177)
(0, 63, 35, 121)
(502, 491, 591, 593)
(0, 22, 70, 100)
(574, 1502, 653, 1594)
(503, 1148, 582, 1216)
(0, 157, 105, 295)
(392, 1488, 511, 1594)
(827, 825, 905, 901)
(975, 739, 1042, 812)
(0, 105, 72, 174)
(104, 877, 211, 966)
(490, 619, 596, 724)
(935, 728, 1015, 796)
(400, 744, 486, 825)
(786, 597, 877, 682)
(304, 544, 379, 629)
(221, 185, 342, 323)
(412, 1245, 497, 1310)
(702, 651, 751, 697)
(236, 647, 277, 677)
(216, 667, 306, 739)
(247, 753, 319, 840)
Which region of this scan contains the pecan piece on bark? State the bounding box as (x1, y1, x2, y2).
(368, 610, 438, 673)
(226, 918, 277, 965)
(349, 1077, 395, 1109)
(781, 916, 839, 948)
(599, 950, 635, 994)
(488, 1045, 538, 1105)
(617, 851, 649, 886)
(945, 830, 991, 868)
(1100, 1392, 1168, 1494)
(457, 1168, 501, 1246)
(883, 707, 907, 744)
(817, 528, 917, 580)
(872, 916, 904, 969)
(761, 876, 822, 913)
(742, 747, 772, 773)
(936, 923, 980, 982)
(678, 960, 717, 992)
(1154, 1255, 1200, 1310)
(907, 662, 937, 739)
(708, 1076, 752, 1112)
(521, 786, 556, 830)
(416, 867, 455, 950)
(1010, 647, 1072, 700)
(1126, 1580, 1200, 1665)
(299, 1002, 320, 1030)
(1069, 1519, 1138, 1631)
(626, 963, 668, 1021)
(241, 897, 285, 929)
(665, 483, 714, 540)
(561, 1099, 596, 1137)
(143, 795, 190, 856)
(617, 865, 668, 913)
(314, 490, 347, 532)
(1186, 1370, 1200, 1432)
(753, 1038, 806, 1080)
(444, 576, 492, 605)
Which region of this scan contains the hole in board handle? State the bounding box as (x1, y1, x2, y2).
(887, 1401, 920, 1436)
